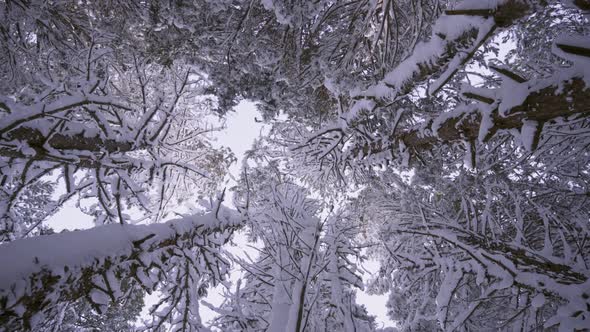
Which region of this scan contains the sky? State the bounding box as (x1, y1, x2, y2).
(45, 100, 395, 329)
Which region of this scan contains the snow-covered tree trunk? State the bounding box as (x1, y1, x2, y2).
(327, 234, 357, 332)
(267, 244, 293, 332)
(0, 207, 241, 330)
(285, 217, 320, 332)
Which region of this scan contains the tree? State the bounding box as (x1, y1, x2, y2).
(43, 280, 145, 332)
(2, 0, 590, 331)
(291, 1, 590, 330)
(206, 165, 374, 332)
(0, 205, 240, 330)
(215, 0, 590, 330)
(0, 0, 234, 241)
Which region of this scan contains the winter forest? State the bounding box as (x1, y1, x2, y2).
(0, 0, 590, 331)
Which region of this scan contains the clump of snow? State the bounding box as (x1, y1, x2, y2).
(399, 141, 409, 167)
(345, 99, 376, 124)
(429, 18, 495, 95)
(453, 0, 506, 10)
(520, 120, 539, 151)
(497, 75, 530, 117)
(478, 107, 495, 143)
(531, 293, 545, 308)
(552, 35, 590, 87)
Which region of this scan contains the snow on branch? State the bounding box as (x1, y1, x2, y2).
(388, 222, 590, 330)
(297, 1, 534, 170)
(0, 95, 131, 138)
(0, 126, 136, 159)
(352, 69, 590, 165)
(0, 208, 241, 330)
(350, 0, 529, 104)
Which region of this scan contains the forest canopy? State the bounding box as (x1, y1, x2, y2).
(1, 0, 590, 331)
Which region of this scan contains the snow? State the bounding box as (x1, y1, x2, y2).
(346, 99, 376, 124)
(0, 210, 237, 291)
(261, 0, 292, 25)
(428, 18, 495, 95)
(531, 293, 545, 308)
(520, 120, 539, 151)
(453, 0, 505, 10)
(90, 288, 110, 307)
(478, 107, 495, 143)
(552, 35, 590, 87)
(399, 141, 409, 168)
(497, 79, 530, 117)
(3, 3, 590, 331)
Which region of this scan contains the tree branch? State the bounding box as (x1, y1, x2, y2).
(352, 77, 590, 161)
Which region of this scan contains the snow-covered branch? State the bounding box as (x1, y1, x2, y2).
(351, 0, 529, 103)
(352, 75, 590, 163)
(0, 208, 241, 330)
